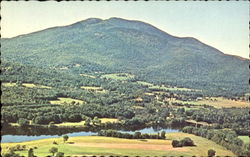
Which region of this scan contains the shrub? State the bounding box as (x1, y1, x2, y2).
(180, 137, 195, 146)
(208, 149, 216, 157)
(172, 140, 181, 147)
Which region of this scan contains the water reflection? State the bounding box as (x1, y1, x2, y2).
(1, 125, 180, 143)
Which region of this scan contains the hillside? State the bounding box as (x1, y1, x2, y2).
(1, 17, 249, 96)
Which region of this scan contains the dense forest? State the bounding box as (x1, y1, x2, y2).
(1, 18, 249, 96)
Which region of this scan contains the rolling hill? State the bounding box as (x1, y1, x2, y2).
(1, 17, 249, 96)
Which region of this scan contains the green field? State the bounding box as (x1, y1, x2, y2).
(55, 118, 119, 127)
(137, 81, 200, 92)
(172, 97, 250, 108)
(22, 83, 52, 89)
(238, 136, 250, 144)
(79, 74, 96, 78)
(49, 97, 85, 105)
(1, 133, 234, 156)
(2, 82, 17, 87)
(2, 82, 51, 89)
(101, 73, 134, 80)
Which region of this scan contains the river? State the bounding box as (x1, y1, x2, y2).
(1, 127, 179, 143)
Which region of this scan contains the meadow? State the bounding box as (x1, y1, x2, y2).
(101, 73, 134, 80)
(49, 97, 85, 105)
(1, 133, 234, 156)
(137, 81, 200, 92)
(55, 118, 119, 127)
(2, 82, 51, 89)
(172, 97, 250, 108)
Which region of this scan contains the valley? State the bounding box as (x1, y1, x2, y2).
(1, 17, 250, 157)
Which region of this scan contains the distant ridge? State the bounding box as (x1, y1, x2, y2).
(1, 17, 249, 95)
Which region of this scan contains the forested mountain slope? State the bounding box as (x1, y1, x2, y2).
(1, 17, 249, 95)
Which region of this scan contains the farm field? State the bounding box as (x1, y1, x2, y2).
(2, 82, 52, 89)
(49, 97, 85, 105)
(137, 81, 200, 92)
(79, 74, 96, 78)
(22, 83, 52, 89)
(172, 97, 250, 108)
(2, 82, 17, 87)
(1, 133, 234, 156)
(55, 118, 119, 127)
(101, 73, 134, 80)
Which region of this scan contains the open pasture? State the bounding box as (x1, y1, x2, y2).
(49, 97, 85, 105)
(101, 73, 134, 80)
(55, 118, 119, 127)
(80, 74, 96, 78)
(172, 97, 250, 108)
(137, 81, 200, 92)
(22, 83, 52, 89)
(2, 82, 17, 87)
(1, 133, 234, 156)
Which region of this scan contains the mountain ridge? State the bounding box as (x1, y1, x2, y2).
(1, 17, 249, 95)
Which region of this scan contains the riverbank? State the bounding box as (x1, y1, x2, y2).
(1, 132, 234, 156)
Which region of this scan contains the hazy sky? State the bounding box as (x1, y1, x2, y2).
(1, 1, 249, 58)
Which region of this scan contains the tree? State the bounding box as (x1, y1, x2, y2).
(28, 148, 34, 157)
(18, 118, 29, 127)
(181, 137, 195, 146)
(208, 149, 216, 157)
(55, 152, 64, 157)
(49, 147, 58, 156)
(63, 135, 69, 143)
(92, 116, 101, 126)
(160, 131, 166, 139)
(172, 140, 181, 147)
(84, 117, 91, 126)
(133, 132, 141, 139)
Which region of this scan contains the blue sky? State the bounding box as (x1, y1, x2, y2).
(1, 1, 249, 58)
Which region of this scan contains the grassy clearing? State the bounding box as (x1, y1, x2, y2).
(101, 73, 134, 80)
(80, 74, 96, 78)
(2, 82, 17, 87)
(2, 82, 52, 89)
(22, 83, 52, 89)
(137, 81, 200, 92)
(100, 118, 119, 123)
(137, 81, 154, 86)
(49, 97, 85, 105)
(1, 133, 234, 156)
(149, 85, 199, 92)
(55, 118, 119, 127)
(238, 136, 250, 144)
(173, 97, 250, 108)
(55, 121, 86, 127)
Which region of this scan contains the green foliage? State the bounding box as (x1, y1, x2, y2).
(160, 131, 166, 139)
(63, 135, 69, 143)
(182, 126, 250, 156)
(1, 18, 249, 96)
(55, 152, 64, 157)
(98, 130, 164, 139)
(28, 148, 34, 157)
(208, 149, 216, 157)
(171, 137, 195, 147)
(49, 147, 58, 156)
(18, 118, 29, 127)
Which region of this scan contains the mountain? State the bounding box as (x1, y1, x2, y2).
(1, 17, 249, 96)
